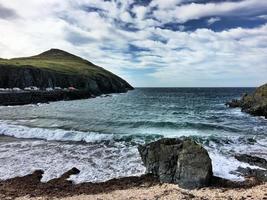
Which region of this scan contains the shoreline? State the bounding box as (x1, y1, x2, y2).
(0, 89, 132, 106)
(0, 90, 92, 106)
(0, 90, 105, 106)
(0, 168, 265, 200)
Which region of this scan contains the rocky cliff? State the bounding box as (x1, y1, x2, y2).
(0, 49, 133, 95)
(226, 83, 267, 118)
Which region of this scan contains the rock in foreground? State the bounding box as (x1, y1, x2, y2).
(138, 138, 213, 189)
(226, 83, 267, 118)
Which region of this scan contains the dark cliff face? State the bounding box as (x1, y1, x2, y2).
(0, 49, 133, 95)
(0, 65, 132, 94)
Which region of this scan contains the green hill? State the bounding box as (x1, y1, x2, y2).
(0, 49, 133, 94)
(0, 49, 123, 78)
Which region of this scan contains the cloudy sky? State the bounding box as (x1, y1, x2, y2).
(0, 0, 266, 87)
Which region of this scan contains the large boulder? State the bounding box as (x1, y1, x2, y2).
(138, 138, 213, 189)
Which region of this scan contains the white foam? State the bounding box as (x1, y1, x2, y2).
(208, 150, 259, 181)
(135, 127, 215, 138)
(0, 120, 265, 183)
(0, 121, 113, 143)
(0, 138, 145, 183)
(259, 116, 267, 121)
(228, 108, 247, 117)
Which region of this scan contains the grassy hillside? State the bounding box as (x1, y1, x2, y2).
(0, 49, 117, 79)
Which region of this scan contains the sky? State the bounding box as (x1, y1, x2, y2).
(0, 0, 266, 87)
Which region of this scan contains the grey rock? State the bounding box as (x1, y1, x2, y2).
(236, 167, 267, 182)
(225, 99, 241, 108)
(138, 138, 213, 189)
(235, 154, 267, 169)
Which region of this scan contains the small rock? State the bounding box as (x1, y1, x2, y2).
(235, 154, 267, 169)
(236, 167, 267, 182)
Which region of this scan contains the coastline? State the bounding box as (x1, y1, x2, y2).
(0, 87, 266, 199)
(0, 89, 131, 106)
(0, 90, 91, 106)
(21, 183, 266, 200)
(0, 168, 266, 200)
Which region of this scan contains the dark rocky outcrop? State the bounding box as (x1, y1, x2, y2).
(226, 99, 241, 108)
(138, 138, 213, 189)
(226, 83, 267, 118)
(0, 168, 158, 199)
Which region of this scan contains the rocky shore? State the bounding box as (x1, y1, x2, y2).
(1, 169, 266, 200)
(1, 138, 267, 199)
(226, 83, 267, 118)
(0, 90, 93, 106)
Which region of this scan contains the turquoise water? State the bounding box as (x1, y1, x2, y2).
(0, 88, 266, 182)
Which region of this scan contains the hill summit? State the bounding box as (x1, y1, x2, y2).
(36, 48, 77, 57)
(33, 49, 89, 62)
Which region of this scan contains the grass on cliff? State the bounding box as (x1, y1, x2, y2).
(0, 49, 115, 78)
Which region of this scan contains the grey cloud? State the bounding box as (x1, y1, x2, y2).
(0, 4, 18, 19)
(65, 30, 96, 45)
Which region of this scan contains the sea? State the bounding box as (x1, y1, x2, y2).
(0, 88, 266, 183)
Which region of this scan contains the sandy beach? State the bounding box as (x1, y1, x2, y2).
(0, 167, 266, 200)
(11, 183, 267, 200)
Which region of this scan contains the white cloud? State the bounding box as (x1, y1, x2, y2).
(257, 15, 267, 20)
(207, 17, 220, 25)
(0, 0, 266, 87)
(120, 11, 133, 23)
(132, 6, 147, 20)
(153, 0, 267, 23)
(147, 25, 267, 87)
